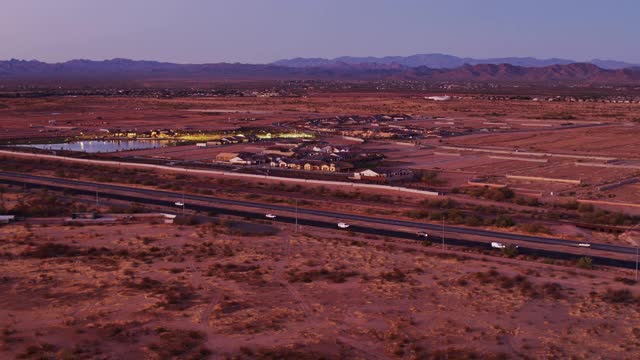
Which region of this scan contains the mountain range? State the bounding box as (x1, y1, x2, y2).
(1, 57, 640, 85)
(272, 53, 639, 70)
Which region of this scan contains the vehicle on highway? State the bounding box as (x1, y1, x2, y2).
(491, 242, 506, 249)
(265, 213, 277, 219)
(578, 243, 591, 248)
(416, 231, 429, 238)
(174, 202, 184, 206)
(337, 222, 350, 229)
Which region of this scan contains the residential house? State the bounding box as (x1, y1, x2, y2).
(215, 152, 240, 162)
(353, 168, 414, 181)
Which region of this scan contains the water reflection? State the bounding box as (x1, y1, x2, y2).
(16, 140, 169, 153)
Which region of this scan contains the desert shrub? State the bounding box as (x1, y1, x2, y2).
(468, 186, 515, 202)
(380, 268, 408, 283)
(173, 216, 200, 226)
(148, 329, 210, 359)
(541, 282, 564, 299)
(495, 215, 515, 228)
(473, 271, 538, 298)
(576, 256, 593, 270)
(21, 243, 82, 258)
(614, 277, 637, 286)
(464, 215, 483, 227)
(17, 342, 58, 359)
(501, 244, 519, 258)
(559, 201, 580, 210)
(123, 203, 145, 214)
(520, 223, 552, 235)
(601, 288, 637, 304)
(425, 198, 458, 209)
(419, 170, 446, 186)
(159, 283, 198, 310)
(287, 268, 358, 284)
(11, 190, 73, 217)
(404, 210, 430, 219)
(577, 203, 594, 213)
(237, 346, 331, 360)
(125, 277, 163, 291)
(428, 348, 509, 360)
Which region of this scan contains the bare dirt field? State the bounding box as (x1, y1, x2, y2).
(0, 221, 639, 359)
(447, 123, 640, 159)
(2, 94, 640, 140)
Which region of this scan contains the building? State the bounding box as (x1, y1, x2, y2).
(425, 95, 451, 101)
(215, 152, 240, 162)
(352, 168, 414, 181)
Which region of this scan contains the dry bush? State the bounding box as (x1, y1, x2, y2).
(380, 268, 409, 283)
(472, 271, 539, 298)
(426, 347, 509, 360)
(20, 243, 82, 258)
(159, 283, 198, 311)
(541, 282, 564, 300)
(147, 328, 210, 360)
(614, 277, 637, 286)
(601, 288, 638, 304)
(233, 345, 331, 360)
(16, 342, 57, 359)
(287, 267, 359, 284)
(124, 277, 198, 310)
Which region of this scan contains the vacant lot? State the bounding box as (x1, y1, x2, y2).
(0, 220, 639, 359)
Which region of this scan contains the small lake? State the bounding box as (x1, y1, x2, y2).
(16, 140, 169, 153)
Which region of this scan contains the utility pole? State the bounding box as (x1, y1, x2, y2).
(627, 223, 640, 281)
(442, 213, 445, 251)
(636, 246, 640, 281)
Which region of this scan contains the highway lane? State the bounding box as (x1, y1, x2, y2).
(1, 172, 638, 269)
(0, 170, 637, 256)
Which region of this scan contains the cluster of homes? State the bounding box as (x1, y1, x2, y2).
(196, 134, 260, 146)
(213, 141, 415, 182)
(98, 128, 177, 139)
(215, 142, 356, 170)
(299, 114, 446, 140)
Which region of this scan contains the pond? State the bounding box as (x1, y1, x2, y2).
(15, 140, 169, 153)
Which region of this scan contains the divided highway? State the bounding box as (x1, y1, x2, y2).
(0, 170, 638, 269)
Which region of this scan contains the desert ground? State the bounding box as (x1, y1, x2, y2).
(1, 219, 639, 359)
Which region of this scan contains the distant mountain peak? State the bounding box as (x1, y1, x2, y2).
(1, 58, 640, 84)
(273, 53, 638, 70)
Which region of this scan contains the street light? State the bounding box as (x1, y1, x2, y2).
(441, 211, 445, 251)
(625, 223, 640, 281)
(295, 198, 299, 232)
(636, 245, 640, 281)
(175, 192, 185, 215)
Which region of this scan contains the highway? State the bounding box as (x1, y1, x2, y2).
(0, 170, 638, 268)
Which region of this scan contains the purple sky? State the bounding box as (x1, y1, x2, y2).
(1, 0, 638, 64)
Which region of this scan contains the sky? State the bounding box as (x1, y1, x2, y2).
(1, 0, 639, 64)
